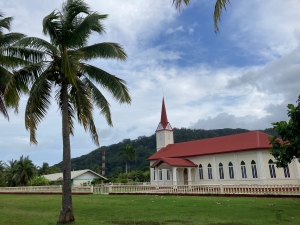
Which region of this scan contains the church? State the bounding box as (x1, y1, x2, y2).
(148, 99, 300, 186)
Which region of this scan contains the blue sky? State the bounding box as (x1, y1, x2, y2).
(0, 0, 300, 167)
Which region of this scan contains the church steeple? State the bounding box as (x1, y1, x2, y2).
(156, 98, 173, 131)
(156, 98, 174, 151)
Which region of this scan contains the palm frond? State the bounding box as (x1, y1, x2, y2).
(77, 42, 127, 61)
(0, 66, 14, 119)
(214, 0, 231, 33)
(80, 63, 131, 104)
(82, 77, 112, 126)
(172, 0, 190, 11)
(4, 62, 44, 111)
(2, 46, 44, 65)
(61, 49, 77, 86)
(25, 72, 52, 144)
(69, 77, 93, 128)
(68, 13, 107, 48)
(42, 11, 61, 45)
(0, 16, 12, 32)
(62, 0, 90, 25)
(0, 33, 26, 47)
(14, 37, 58, 55)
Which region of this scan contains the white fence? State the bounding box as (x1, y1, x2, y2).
(0, 185, 93, 194)
(94, 184, 300, 196)
(1, 184, 299, 196)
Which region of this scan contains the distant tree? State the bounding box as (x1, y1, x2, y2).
(269, 96, 300, 167)
(13, 155, 35, 186)
(38, 162, 50, 175)
(0, 160, 5, 186)
(48, 165, 61, 174)
(118, 144, 136, 174)
(92, 164, 100, 174)
(4, 159, 18, 187)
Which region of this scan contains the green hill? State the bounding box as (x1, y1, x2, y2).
(54, 127, 277, 176)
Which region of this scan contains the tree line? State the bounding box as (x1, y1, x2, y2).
(0, 156, 61, 187)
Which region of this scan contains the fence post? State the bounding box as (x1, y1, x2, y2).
(220, 184, 224, 194)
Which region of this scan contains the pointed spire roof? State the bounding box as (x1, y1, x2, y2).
(156, 98, 172, 131)
(160, 98, 169, 128)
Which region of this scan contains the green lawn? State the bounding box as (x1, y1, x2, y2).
(0, 194, 299, 225)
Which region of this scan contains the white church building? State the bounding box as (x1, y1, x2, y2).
(148, 99, 300, 186)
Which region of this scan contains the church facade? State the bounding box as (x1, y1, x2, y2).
(148, 99, 300, 186)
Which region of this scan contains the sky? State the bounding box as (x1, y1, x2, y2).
(0, 0, 300, 167)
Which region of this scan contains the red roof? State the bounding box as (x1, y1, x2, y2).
(160, 98, 169, 129)
(148, 131, 274, 160)
(150, 157, 197, 168)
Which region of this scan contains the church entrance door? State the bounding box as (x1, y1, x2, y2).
(183, 168, 188, 185)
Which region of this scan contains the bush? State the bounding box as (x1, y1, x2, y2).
(30, 175, 50, 186)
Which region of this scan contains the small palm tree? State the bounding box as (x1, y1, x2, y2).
(172, 0, 230, 32)
(118, 144, 136, 174)
(0, 12, 27, 119)
(13, 155, 35, 186)
(38, 162, 50, 175)
(5, 0, 131, 223)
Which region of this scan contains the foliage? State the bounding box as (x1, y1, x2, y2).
(118, 144, 136, 174)
(12, 155, 36, 186)
(30, 175, 50, 186)
(0, 194, 300, 225)
(269, 96, 300, 167)
(0, 12, 28, 120)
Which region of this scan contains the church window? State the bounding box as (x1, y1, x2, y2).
(228, 162, 234, 179)
(159, 169, 163, 180)
(199, 164, 203, 180)
(268, 159, 276, 178)
(241, 161, 247, 179)
(166, 169, 171, 180)
(219, 163, 224, 179)
(208, 163, 213, 180)
(251, 160, 258, 178)
(153, 168, 156, 181)
(283, 166, 290, 178)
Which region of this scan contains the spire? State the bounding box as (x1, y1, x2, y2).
(156, 98, 172, 131)
(160, 98, 169, 128)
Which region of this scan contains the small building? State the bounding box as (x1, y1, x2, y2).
(148, 98, 300, 186)
(44, 169, 106, 185)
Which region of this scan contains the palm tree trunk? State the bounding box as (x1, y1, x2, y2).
(58, 81, 75, 223)
(126, 160, 128, 174)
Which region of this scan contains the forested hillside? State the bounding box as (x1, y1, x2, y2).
(54, 128, 277, 176)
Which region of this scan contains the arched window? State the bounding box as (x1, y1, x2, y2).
(159, 169, 163, 180)
(166, 169, 171, 180)
(283, 166, 290, 178)
(153, 168, 156, 181)
(219, 163, 224, 179)
(251, 160, 258, 178)
(228, 162, 234, 179)
(208, 163, 213, 180)
(199, 164, 204, 180)
(241, 161, 247, 179)
(268, 159, 276, 178)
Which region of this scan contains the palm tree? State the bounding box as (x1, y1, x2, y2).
(38, 162, 50, 175)
(4, 159, 17, 187)
(172, 0, 230, 32)
(5, 0, 131, 223)
(13, 155, 35, 186)
(118, 144, 136, 174)
(0, 12, 27, 120)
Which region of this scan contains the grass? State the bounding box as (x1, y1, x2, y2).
(0, 194, 299, 225)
